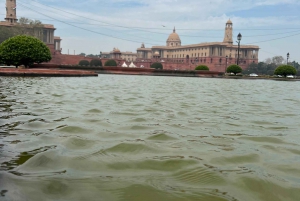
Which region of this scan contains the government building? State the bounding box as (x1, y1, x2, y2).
(135, 20, 259, 71)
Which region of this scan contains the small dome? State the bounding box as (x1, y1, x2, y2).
(167, 27, 181, 42)
(154, 51, 160, 56)
(113, 48, 121, 53)
(226, 19, 232, 24)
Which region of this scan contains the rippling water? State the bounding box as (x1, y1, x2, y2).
(1, 75, 300, 201)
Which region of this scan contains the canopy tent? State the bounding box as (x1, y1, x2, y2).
(121, 62, 128, 67)
(129, 62, 137, 68)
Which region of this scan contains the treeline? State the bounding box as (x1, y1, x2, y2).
(0, 17, 44, 44)
(78, 53, 100, 58)
(243, 56, 300, 75)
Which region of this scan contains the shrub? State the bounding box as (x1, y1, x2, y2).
(226, 64, 242, 75)
(105, 59, 117, 66)
(79, 60, 90, 66)
(90, 59, 102, 66)
(274, 65, 296, 77)
(0, 35, 51, 67)
(150, 62, 163, 69)
(195, 65, 209, 70)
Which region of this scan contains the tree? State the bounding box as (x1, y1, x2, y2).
(150, 62, 163, 69)
(86, 54, 99, 58)
(274, 65, 297, 77)
(195, 65, 209, 70)
(288, 61, 299, 70)
(0, 35, 51, 67)
(78, 53, 86, 57)
(226, 64, 242, 75)
(105, 59, 117, 66)
(271, 56, 285, 66)
(79, 60, 90, 66)
(90, 59, 102, 66)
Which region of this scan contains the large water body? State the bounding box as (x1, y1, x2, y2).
(0, 75, 300, 201)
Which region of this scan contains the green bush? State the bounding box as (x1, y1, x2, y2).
(226, 64, 242, 75)
(195, 65, 209, 70)
(90, 59, 102, 66)
(274, 65, 296, 77)
(105, 59, 117, 66)
(0, 35, 51, 67)
(79, 60, 90, 66)
(150, 62, 163, 69)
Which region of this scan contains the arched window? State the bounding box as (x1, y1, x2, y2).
(219, 59, 222, 63)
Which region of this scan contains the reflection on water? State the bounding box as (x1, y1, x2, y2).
(1, 75, 300, 201)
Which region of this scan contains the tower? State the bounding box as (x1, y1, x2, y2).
(5, 0, 18, 24)
(223, 19, 233, 44)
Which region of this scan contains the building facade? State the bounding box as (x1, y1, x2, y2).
(136, 20, 259, 71)
(101, 49, 137, 61)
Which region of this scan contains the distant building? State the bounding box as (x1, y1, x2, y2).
(136, 20, 259, 71)
(101, 48, 137, 61)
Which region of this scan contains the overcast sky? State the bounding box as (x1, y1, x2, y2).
(1, 0, 300, 62)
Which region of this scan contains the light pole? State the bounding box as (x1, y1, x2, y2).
(225, 55, 228, 74)
(236, 33, 242, 65)
(287, 52, 290, 64)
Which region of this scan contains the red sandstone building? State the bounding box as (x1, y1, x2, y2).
(135, 20, 259, 71)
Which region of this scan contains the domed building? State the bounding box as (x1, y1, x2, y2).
(137, 20, 259, 71)
(166, 27, 181, 47)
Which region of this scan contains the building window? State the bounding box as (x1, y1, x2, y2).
(219, 59, 222, 63)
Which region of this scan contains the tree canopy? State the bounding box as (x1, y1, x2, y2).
(274, 65, 297, 77)
(90, 59, 102, 66)
(79, 60, 90, 66)
(195, 65, 209, 70)
(0, 35, 51, 67)
(150, 62, 163, 69)
(243, 56, 299, 76)
(105, 59, 117, 66)
(226, 64, 242, 75)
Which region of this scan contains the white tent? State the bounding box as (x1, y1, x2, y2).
(121, 62, 128, 67)
(129, 62, 137, 68)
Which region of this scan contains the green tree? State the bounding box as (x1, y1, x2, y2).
(226, 64, 242, 75)
(195, 65, 209, 70)
(274, 65, 297, 77)
(105, 59, 117, 66)
(79, 60, 90, 66)
(0, 35, 51, 67)
(90, 59, 102, 66)
(150, 62, 163, 69)
(78, 53, 86, 57)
